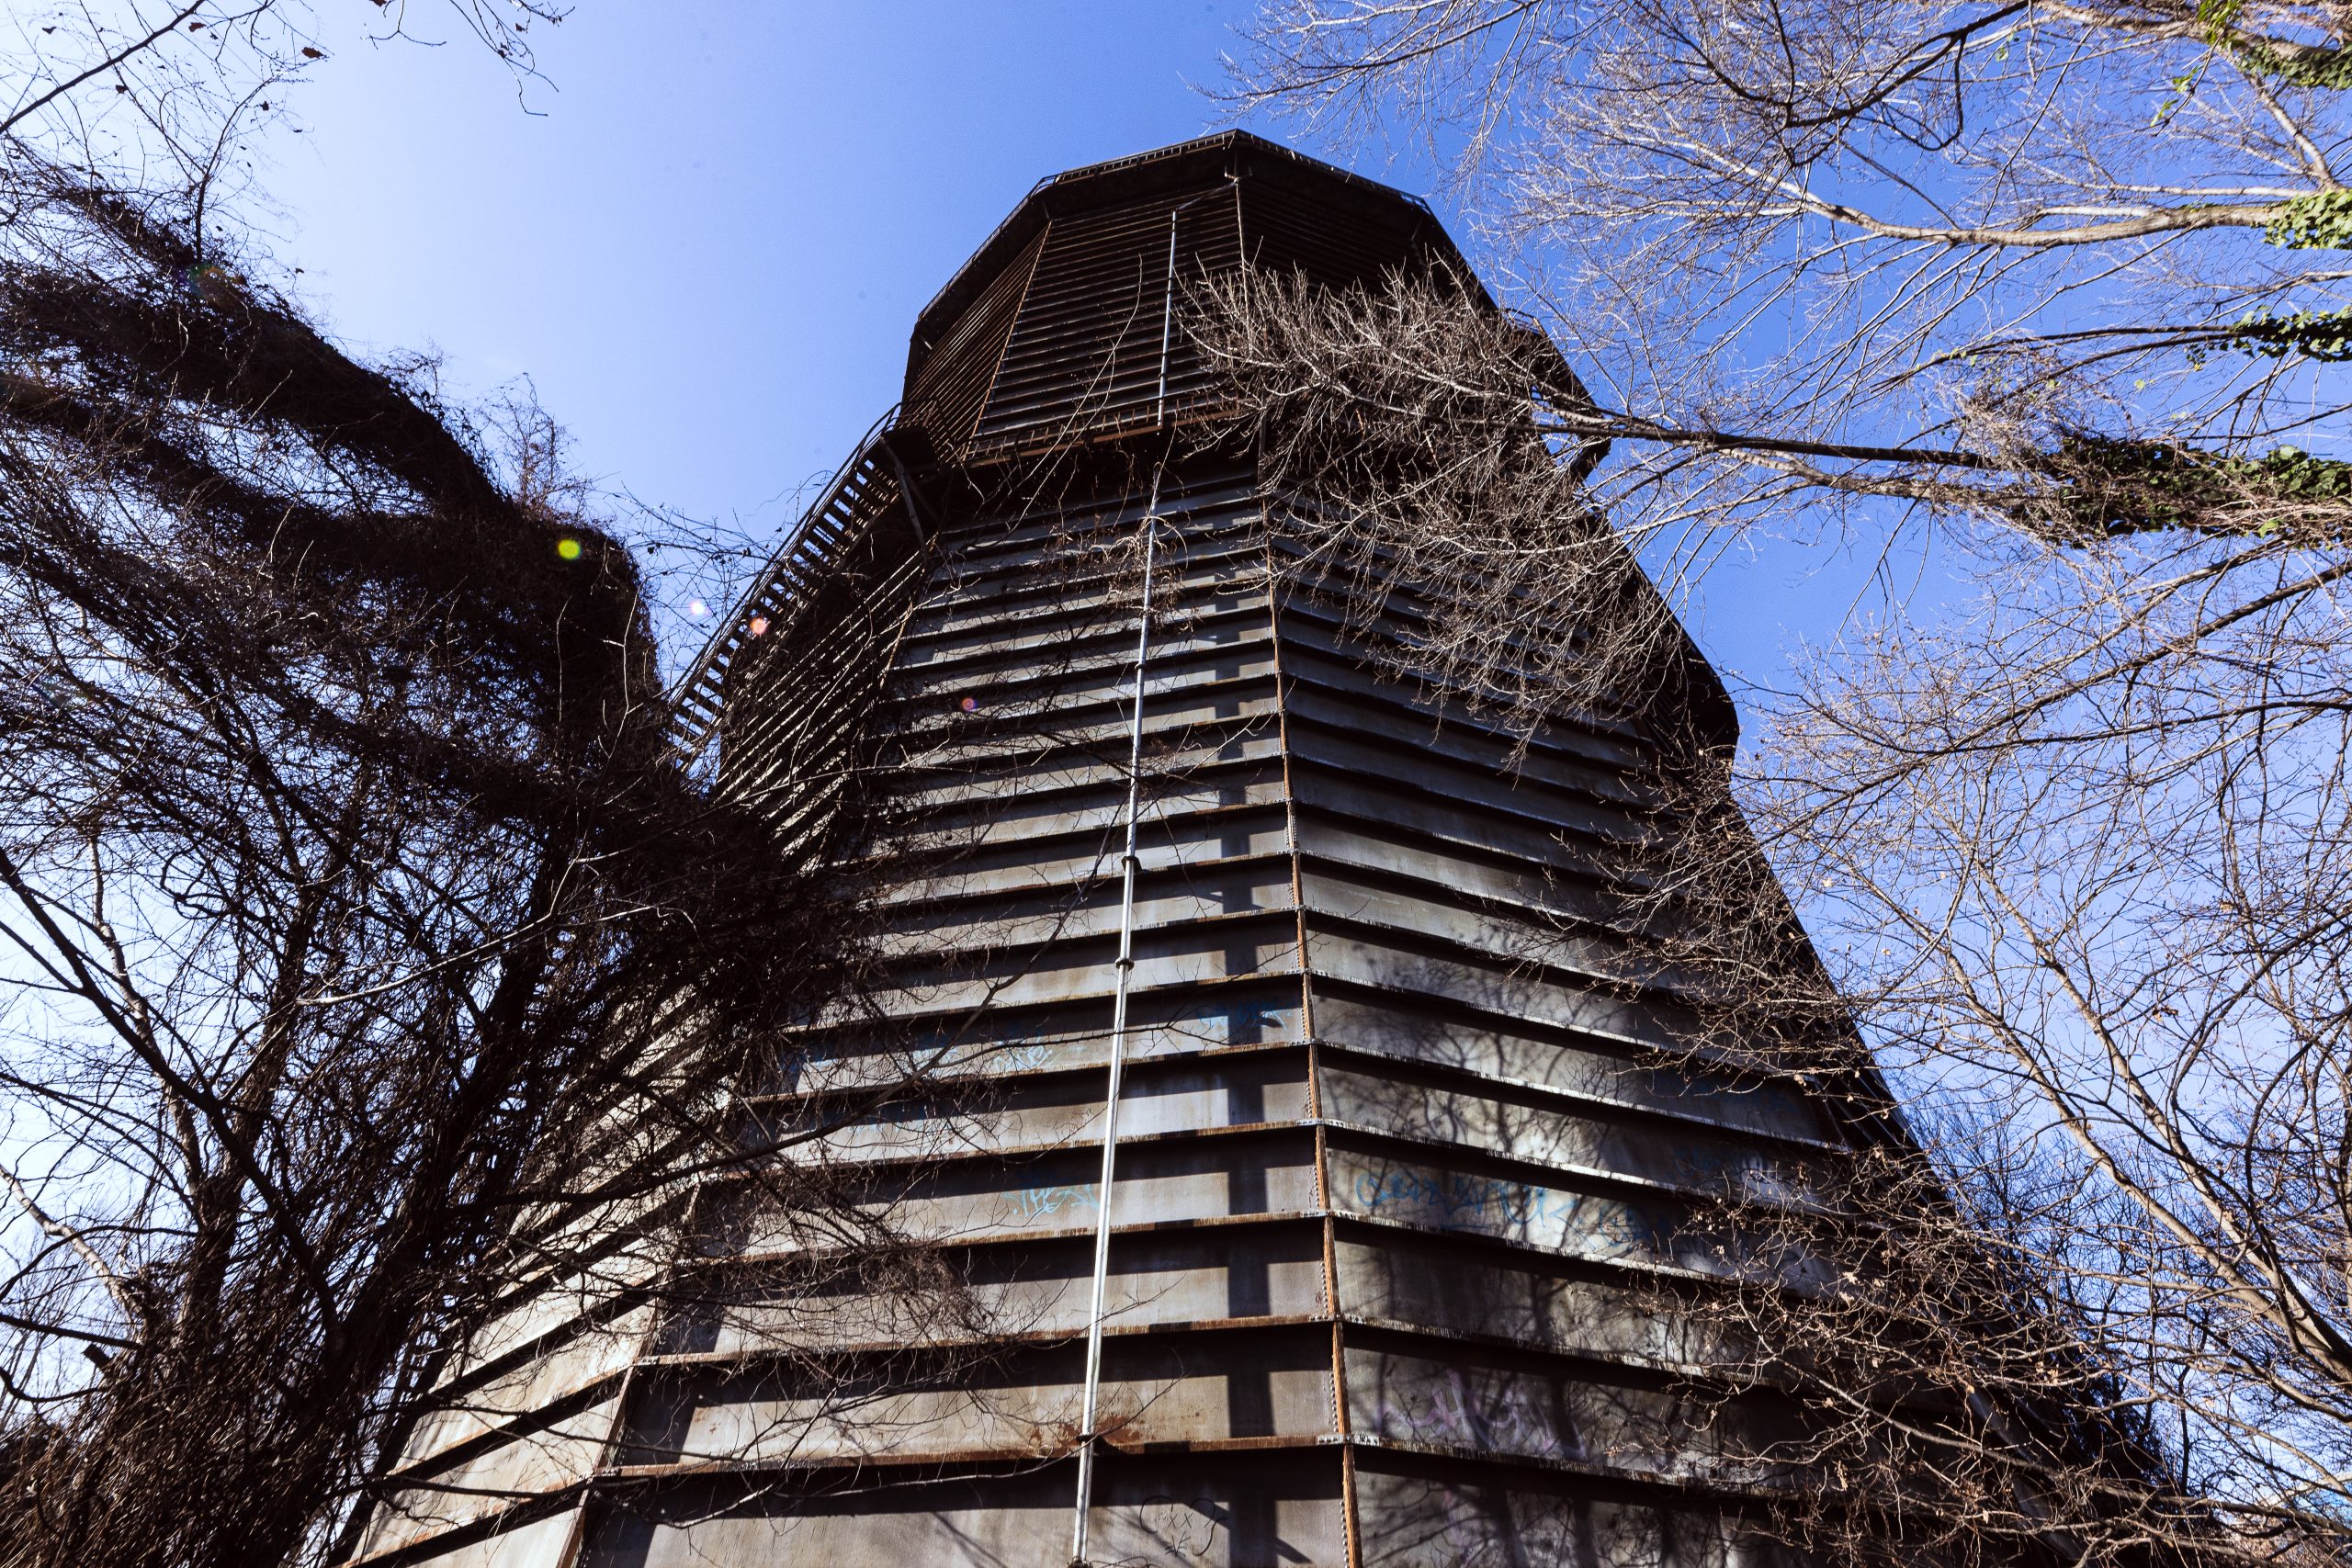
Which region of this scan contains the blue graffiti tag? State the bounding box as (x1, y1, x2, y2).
(1011, 1183, 1100, 1223)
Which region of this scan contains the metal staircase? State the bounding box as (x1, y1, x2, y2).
(665, 413, 933, 862)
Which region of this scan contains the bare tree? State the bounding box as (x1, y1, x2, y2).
(1223, 2, 2352, 1561)
(0, 11, 996, 1566)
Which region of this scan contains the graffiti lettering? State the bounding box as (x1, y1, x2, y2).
(1010, 1183, 1099, 1223)
(992, 1038, 1056, 1073)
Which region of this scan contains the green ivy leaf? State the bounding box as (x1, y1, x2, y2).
(2227, 304, 2352, 359)
(2265, 189, 2352, 249)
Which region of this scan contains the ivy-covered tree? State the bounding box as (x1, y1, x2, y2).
(0, 9, 954, 1565)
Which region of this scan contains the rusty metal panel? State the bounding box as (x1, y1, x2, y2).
(1295, 761, 1630, 868)
(1298, 866, 1620, 971)
(1351, 1465, 1724, 1568)
(786, 998, 1308, 1095)
(1332, 1234, 1702, 1364)
(712, 1130, 1322, 1258)
(1317, 1058, 1803, 1201)
(1295, 815, 1621, 928)
(900, 222, 1046, 451)
(1309, 997, 1829, 1144)
(1281, 679, 1649, 805)
(576, 1460, 1348, 1568)
(665, 1225, 1329, 1356)
(872, 866, 1301, 956)
(364, 1510, 578, 1568)
(621, 1334, 1338, 1468)
(1306, 929, 1685, 1052)
(1344, 1340, 1668, 1465)
(870, 778, 1291, 871)
(861, 937, 1304, 1024)
(965, 191, 1242, 455)
(803, 1052, 1311, 1158)
(1291, 723, 1647, 843)
(891, 1134, 1320, 1241)
(1329, 1139, 1668, 1262)
(363, 1395, 617, 1556)
(1277, 629, 1647, 769)
(401, 1309, 648, 1468)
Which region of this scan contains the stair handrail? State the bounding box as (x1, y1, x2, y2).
(664, 407, 901, 769)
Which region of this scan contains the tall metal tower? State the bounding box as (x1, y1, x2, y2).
(353, 132, 1875, 1568)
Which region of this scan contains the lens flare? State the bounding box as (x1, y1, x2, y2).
(556, 537, 583, 560)
(747, 616, 770, 637)
(686, 598, 710, 618)
(959, 696, 978, 713)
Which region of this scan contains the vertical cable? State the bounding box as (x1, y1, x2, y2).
(1072, 165, 1245, 1560)
(1154, 201, 1181, 427)
(1067, 464, 1159, 1568)
(1071, 194, 1193, 1568)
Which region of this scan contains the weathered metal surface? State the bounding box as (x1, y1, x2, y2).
(570, 1459, 1350, 1568)
(358, 131, 1880, 1568)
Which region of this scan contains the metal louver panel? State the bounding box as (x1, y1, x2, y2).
(901, 224, 1048, 456)
(964, 188, 1240, 457)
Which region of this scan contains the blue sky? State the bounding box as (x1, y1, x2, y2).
(267, 6, 1287, 523)
(256, 1, 1847, 703)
